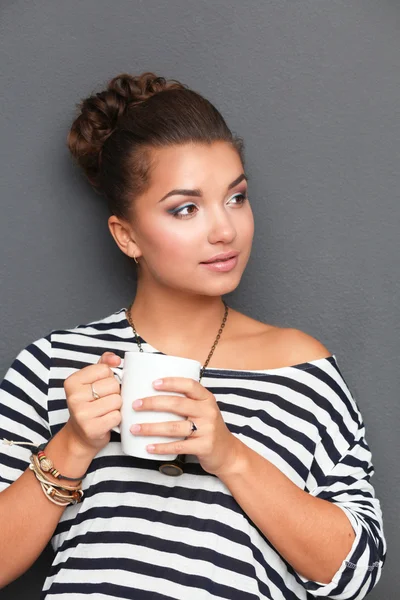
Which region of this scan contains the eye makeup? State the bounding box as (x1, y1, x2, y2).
(167, 190, 248, 219)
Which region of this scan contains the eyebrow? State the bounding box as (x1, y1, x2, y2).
(158, 173, 248, 203)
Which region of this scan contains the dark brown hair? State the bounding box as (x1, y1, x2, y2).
(67, 72, 245, 219)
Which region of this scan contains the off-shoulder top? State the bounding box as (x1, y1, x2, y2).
(0, 308, 386, 599)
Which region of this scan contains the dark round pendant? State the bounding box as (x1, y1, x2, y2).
(158, 462, 184, 476)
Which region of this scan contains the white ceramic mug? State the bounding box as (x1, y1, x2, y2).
(111, 352, 201, 460)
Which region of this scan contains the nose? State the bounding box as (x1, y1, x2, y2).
(207, 207, 237, 245)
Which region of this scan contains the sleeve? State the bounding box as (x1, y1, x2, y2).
(0, 334, 52, 492)
(292, 361, 387, 598)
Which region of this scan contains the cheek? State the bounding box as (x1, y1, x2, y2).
(238, 206, 255, 241)
(143, 222, 197, 262)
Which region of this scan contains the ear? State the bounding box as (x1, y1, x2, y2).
(107, 215, 142, 260)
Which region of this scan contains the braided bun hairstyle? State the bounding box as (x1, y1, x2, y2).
(67, 72, 245, 219)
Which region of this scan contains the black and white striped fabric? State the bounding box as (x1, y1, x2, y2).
(0, 308, 386, 599)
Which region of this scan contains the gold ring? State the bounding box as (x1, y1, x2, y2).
(91, 384, 100, 400)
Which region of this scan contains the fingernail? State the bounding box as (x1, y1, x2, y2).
(153, 379, 163, 387)
(131, 424, 141, 433)
(133, 399, 143, 409)
(146, 445, 155, 452)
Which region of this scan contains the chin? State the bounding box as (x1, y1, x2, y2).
(200, 275, 242, 296)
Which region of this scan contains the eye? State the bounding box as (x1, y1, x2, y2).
(168, 191, 248, 220)
(169, 203, 198, 219)
(229, 192, 248, 205)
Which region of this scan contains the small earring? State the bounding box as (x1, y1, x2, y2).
(133, 253, 139, 264)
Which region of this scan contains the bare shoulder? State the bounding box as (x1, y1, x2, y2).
(266, 327, 333, 365)
(224, 308, 332, 370)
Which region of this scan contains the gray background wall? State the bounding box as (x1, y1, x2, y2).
(0, 1, 398, 597)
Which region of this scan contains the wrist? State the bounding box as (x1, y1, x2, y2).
(215, 436, 249, 481)
(61, 421, 98, 461)
(42, 423, 96, 484)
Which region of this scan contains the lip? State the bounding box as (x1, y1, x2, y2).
(201, 251, 239, 264)
(200, 255, 239, 272)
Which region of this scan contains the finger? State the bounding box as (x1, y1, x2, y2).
(146, 438, 198, 456)
(98, 352, 121, 366)
(95, 410, 122, 437)
(131, 418, 195, 438)
(88, 394, 122, 418)
(152, 377, 208, 401)
(133, 394, 203, 418)
(87, 376, 120, 401)
(73, 363, 115, 386)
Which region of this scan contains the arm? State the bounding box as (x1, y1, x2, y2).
(0, 424, 95, 588)
(219, 437, 355, 585)
(219, 427, 386, 597)
(218, 332, 386, 598)
(0, 337, 120, 588)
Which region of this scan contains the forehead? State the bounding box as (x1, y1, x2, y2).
(147, 142, 243, 190)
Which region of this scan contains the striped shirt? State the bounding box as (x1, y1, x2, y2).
(0, 307, 387, 599)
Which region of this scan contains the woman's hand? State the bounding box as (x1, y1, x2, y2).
(130, 377, 241, 477)
(63, 352, 122, 456)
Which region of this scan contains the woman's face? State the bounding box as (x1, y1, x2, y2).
(123, 141, 254, 296)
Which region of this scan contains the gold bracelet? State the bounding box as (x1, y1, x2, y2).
(37, 481, 72, 506)
(29, 465, 83, 505)
(29, 456, 84, 505)
(2, 440, 85, 505)
(30, 455, 83, 499)
(30, 454, 83, 490)
(2, 438, 87, 482)
(29, 464, 71, 505)
(35, 445, 87, 482)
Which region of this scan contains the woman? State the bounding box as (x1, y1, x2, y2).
(0, 72, 386, 599)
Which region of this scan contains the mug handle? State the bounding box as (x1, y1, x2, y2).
(110, 367, 122, 434)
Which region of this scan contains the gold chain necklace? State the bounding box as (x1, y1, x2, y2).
(125, 300, 229, 476)
(125, 300, 229, 382)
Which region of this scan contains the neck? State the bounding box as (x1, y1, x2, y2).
(127, 282, 228, 356)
